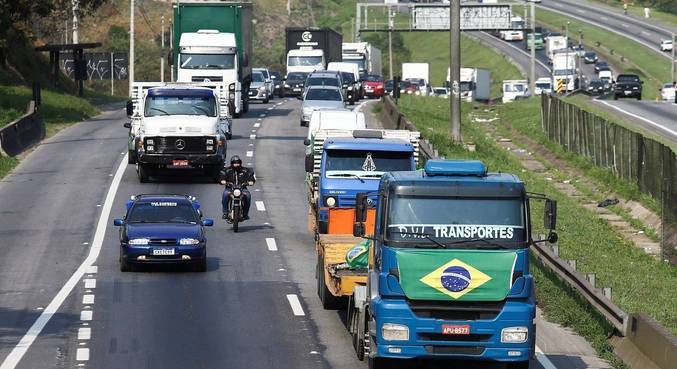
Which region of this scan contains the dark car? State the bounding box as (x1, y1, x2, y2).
(270, 70, 283, 97)
(340, 71, 358, 105)
(614, 74, 643, 100)
(113, 194, 213, 272)
(385, 79, 394, 94)
(586, 79, 607, 96)
(282, 72, 309, 97)
(594, 61, 609, 73)
(583, 52, 598, 64)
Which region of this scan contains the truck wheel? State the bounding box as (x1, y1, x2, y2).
(354, 309, 366, 360)
(226, 132, 233, 140)
(207, 165, 221, 183)
(137, 164, 150, 183)
(368, 357, 399, 369)
(128, 150, 137, 164)
(318, 255, 344, 309)
(243, 97, 250, 113)
(264, 96, 269, 104)
(506, 361, 530, 369)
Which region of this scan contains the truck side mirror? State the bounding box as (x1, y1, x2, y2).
(167, 50, 173, 66)
(355, 193, 368, 222)
(303, 138, 310, 146)
(126, 100, 134, 117)
(123, 122, 131, 129)
(544, 199, 557, 230)
(304, 154, 314, 173)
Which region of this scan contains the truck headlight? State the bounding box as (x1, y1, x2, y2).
(382, 323, 409, 341)
(206, 138, 214, 145)
(501, 327, 528, 343)
(179, 238, 200, 246)
(146, 145, 154, 152)
(229, 93, 235, 100)
(229, 83, 235, 91)
(128, 238, 150, 246)
(324, 196, 337, 207)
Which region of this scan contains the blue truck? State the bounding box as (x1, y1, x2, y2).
(348, 160, 558, 369)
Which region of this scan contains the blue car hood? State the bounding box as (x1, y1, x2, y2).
(126, 223, 201, 240)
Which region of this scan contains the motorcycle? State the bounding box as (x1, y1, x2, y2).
(222, 181, 253, 232)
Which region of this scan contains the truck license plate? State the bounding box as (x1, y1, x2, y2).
(172, 160, 189, 167)
(152, 249, 175, 256)
(442, 324, 470, 335)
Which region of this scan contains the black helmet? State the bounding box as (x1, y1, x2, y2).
(230, 155, 242, 165)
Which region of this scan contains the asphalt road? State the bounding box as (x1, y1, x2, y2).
(0, 97, 608, 369)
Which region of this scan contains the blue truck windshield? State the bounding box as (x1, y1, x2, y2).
(180, 54, 235, 69)
(144, 95, 217, 117)
(127, 202, 198, 224)
(387, 196, 526, 246)
(325, 150, 411, 178)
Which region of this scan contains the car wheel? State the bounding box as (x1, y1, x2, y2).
(119, 249, 131, 272)
(194, 257, 207, 272)
(264, 96, 269, 104)
(637, 94, 642, 100)
(226, 132, 232, 140)
(137, 164, 149, 183)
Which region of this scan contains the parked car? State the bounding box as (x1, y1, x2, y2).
(594, 61, 609, 73)
(613, 74, 643, 100)
(248, 71, 270, 103)
(660, 39, 673, 52)
(660, 83, 675, 101)
(583, 52, 598, 64)
(252, 67, 274, 100)
(300, 85, 346, 126)
(282, 72, 308, 97)
(269, 70, 283, 97)
(362, 74, 385, 98)
(586, 79, 607, 96)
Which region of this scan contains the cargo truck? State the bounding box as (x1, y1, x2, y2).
(402, 63, 430, 95)
(348, 159, 559, 369)
(171, 1, 253, 117)
(342, 42, 383, 77)
(305, 129, 420, 309)
(285, 27, 342, 74)
(447, 67, 491, 102)
(552, 51, 578, 92)
(545, 36, 568, 62)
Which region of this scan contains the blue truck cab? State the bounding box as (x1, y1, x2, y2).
(113, 194, 214, 272)
(349, 160, 558, 369)
(306, 131, 418, 234)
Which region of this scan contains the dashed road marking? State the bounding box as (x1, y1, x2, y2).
(267, 107, 274, 111)
(255, 201, 266, 211)
(246, 151, 254, 157)
(621, 23, 629, 28)
(250, 134, 257, 140)
(266, 238, 278, 251)
(254, 123, 261, 128)
(259, 114, 266, 117)
(84, 279, 96, 289)
(80, 310, 93, 321)
(286, 294, 305, 316)
(76, 348, 89, 361)
(82, 295, 94, 304)
(86, 266, 97, 274)
(77, 328, 91, 340)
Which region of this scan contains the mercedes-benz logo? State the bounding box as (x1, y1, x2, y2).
(366, 198, 376, 207)
(301, 31, 312, 42)
(203, 78, 211, 82)
(175, 139, 186, 150)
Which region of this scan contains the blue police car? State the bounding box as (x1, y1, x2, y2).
(113, 194, 213, 272)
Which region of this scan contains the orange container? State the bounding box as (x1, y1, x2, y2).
(327, 208, 376, 235)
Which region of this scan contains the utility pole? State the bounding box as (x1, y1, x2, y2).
(72, 0, 79, 44)
(564, 21, 570, 93)
(450, 0, 461, 142)
(388, 8, 394, 80)
(672, 33, 675, 84)
(578, 30, 583, 89)
(111, 52, 115, 96)
(169, 22, 174, 82)
(129, 0, 135, 95)
(161, 15, 165, 82)
(530, 2, 536, 95)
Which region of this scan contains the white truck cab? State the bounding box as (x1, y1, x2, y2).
(305, 110, 366, 146)
(502, 80, 530, 103)
(287, 49, 326, 74)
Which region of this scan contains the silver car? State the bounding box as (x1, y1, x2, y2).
(253, 68, 274, 100)
(300, 85, 346, 127)
(248, 71, 269, 103)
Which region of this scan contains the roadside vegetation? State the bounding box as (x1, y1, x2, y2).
(591, 0, 677, 25)
(537, 8, 670, 100)
(397, 95, 677, 341)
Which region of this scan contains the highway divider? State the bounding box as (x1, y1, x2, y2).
(0, 100, 44, 157)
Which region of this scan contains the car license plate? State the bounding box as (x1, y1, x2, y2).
(293, 88, 301, 92)
(172, 160, 189, 167)
(442, 324, 470, 335)
(625, 91, 632, 95)
(152, 249, 175, 256)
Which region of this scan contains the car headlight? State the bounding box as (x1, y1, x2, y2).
(284, 83, 290, 88)
(146, 145, 154, 152)
(206, 138, 214, 145)
(128, 238, 150, 245)
(179, 238, 200, 246)
(348, 86, 353, 90)
(382, 323, 409, 341)
(501, 327, 528, 343)
(259, 86, 266, 92)
(302, 107, 313, 115)
(324, 196, 337, 207)
(233, 189, 242, 197)
(633, 87, 638, 90)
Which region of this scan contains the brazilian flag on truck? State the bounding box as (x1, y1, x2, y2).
(395, 250, 517, 301)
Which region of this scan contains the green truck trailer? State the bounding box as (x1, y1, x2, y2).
(171, 1, 253, 117)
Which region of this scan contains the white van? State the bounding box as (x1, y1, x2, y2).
(327, 62, 362, 98)
(305, 110, 366, 145)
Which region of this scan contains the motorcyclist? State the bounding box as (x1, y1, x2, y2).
(219, 155, 256, 221)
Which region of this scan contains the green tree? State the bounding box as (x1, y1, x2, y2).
(363, 32, 411, 78)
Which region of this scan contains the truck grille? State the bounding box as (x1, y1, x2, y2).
(406, 300, 504, 321)
(191, 76, 223, 82)
(146, 136, 215, 154)
(418, 333, 492, 342)
(424, 346, 485, 355)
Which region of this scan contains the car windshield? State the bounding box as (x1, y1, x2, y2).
(180, 53, 235, 69)
(252, 72, 264, 82)
(286, 72, 308, 80)
(144, 94, 217, 117)
(270, 71, 281, 79)
(553, 69, 575, 76)
(306, 77, 340, 87)
(387, 196, 526, 247)
(590, 81, 603, 87)
(505, 84, 526, 92)
(617, 75, 640, 82)
(536, 82, 551, 89)
(288, 56, 323, 66)
(341, 73, 355, 83)
(127, 201, 198, 224)
(254, 69, 269, 78)
(343, 58, 366, 70)
(325, 150, 411, 177)
(459, 82, 472, 92)
(366, 75, 382, 82)
(305, 88, 342, 101)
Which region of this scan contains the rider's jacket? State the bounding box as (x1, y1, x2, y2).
(219, 166, 256, 188)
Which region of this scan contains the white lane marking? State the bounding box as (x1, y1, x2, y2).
(621, 23, 629, 28)
(82, 295, 94, 304)
(83, 279, 96, 289)
(259, 114, 266, 117)
(250, 134, 257, 140)
(0, 154, 127, 369)
(286, 294, 305, 316)
(246, 151, 254, 157)
(86, 266, 97, 274)
(266, 238, 278, 251)
(248, 143, 254, 146)
(576, 9, 584, 13)
(641, 30, 650, 36)
(76, 348, 89, 361)
(535, 345, 558, 369)
(80, 310, 93, 321)
(255, 201, 266, 211)
(355, 100, 369, 113)
(251, 129, 256, 132)
(480, 32, 551, 73)
(77, 328, 91, 340)
(601, 16, 608, 21)
(597, 100, 677, 138)
(254, 122, 261, 128)
(276, 102, 283, 106)
(267, 107, 274, 111)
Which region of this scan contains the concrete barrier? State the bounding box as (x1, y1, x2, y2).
(0, 101, 45, 157)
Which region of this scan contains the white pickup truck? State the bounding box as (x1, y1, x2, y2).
(125, 82, 232, 183)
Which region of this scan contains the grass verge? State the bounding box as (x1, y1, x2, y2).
(397, 95, 677, 339)
(537, 8, 671, 101)
(588, 1, 677, 27)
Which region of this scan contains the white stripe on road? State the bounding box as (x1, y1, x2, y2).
(83, 279, 96, 289)
(76, 348, 89, 361)
(254, 123, 261, 128)
(0, 154, 127, 369)
(82, 295, 94, 304)
(286, 294, 305, 316)
(621, 23, 629, 28)
(80, 310, 93, 321)
(267, 107, 274, 111)
(250, 134, 257, 140)
(246, 151, 254, 157)
(259, 114, 266, 117)
(265, 238, 278, 251)
(597, 100, 677, 138)
(77, 328, 91, 340)
(255, 201, 266, 211)
(535, 345, 558, 369)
